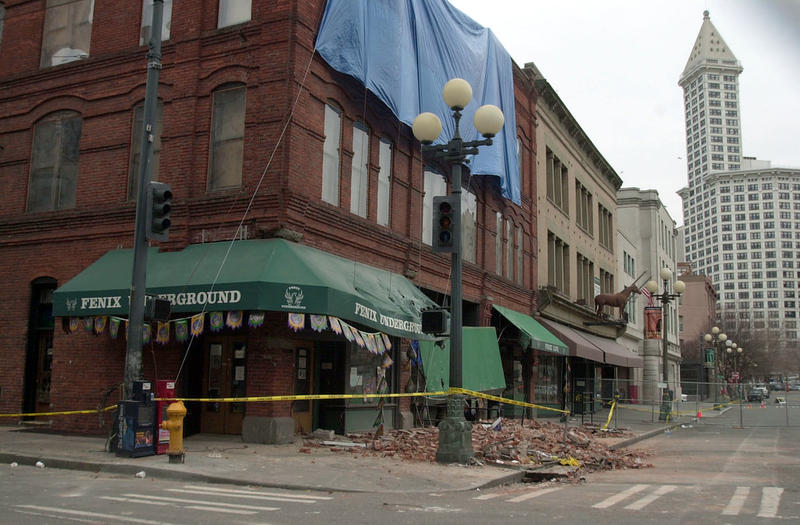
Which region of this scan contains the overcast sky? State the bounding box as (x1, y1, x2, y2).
(448, 0, 800, 226)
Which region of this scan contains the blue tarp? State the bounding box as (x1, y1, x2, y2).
(315, 0, 520, 205)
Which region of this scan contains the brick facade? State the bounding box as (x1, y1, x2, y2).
(0, 0, 540, 435)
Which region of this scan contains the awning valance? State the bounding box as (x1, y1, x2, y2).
(580, 332, 644, 368)
(418, 327, 506, 393)
(537, 319, 605, 364)
(52, 239, 437, 340)
(492, 305, 568, 356)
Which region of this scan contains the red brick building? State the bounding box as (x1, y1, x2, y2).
(0, 0, 545, 441)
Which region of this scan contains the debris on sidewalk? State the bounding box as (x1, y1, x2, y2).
(303, 418, 653, 479)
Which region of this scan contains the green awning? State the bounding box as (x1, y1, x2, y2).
(418, 327, 506, 393)
(493, 304, 568, 356)
(53, 239, 436, 340)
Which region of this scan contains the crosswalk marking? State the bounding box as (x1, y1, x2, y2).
(117, 493, 279, 512)
(180, 484, 333, 500)
(16, 505, 180, 524)
(505, 487, 563, 503)
(592, 484, 650, 509)
(722, 486, 750, 515)
(624, 485, 677, 510)
(184, 505, 256, 515)
(167, 487, 320, 504)
(757, 487, 784, 518)
(101, 496, 171, 506)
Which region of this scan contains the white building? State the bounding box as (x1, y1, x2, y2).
(617, 188, 681, 402)
(677, 11, 800, 348)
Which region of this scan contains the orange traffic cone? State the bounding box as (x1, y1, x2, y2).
(696, 410, 702, 419)
(761, 401, 766, 408)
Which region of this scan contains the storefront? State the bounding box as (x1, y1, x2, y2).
(52, 238, 436, 441)
(492, 305, 568, 417)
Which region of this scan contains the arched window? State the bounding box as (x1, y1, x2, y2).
(321, 104, 341, 205)
(350, 122, 369, 217)
(28, 111, 82, 212)
(209, 84, 246, 191)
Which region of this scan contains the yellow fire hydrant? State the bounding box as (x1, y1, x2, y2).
(160, 400, 186, 464)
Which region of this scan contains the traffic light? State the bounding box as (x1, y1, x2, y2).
(421, 307, 450, 335)
(432, 195, 457, 253)
(146, 181, 172, 241)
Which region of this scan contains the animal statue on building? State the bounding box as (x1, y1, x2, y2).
(594, 272, 648, 319)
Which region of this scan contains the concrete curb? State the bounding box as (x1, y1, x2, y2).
(0, 451, 525, 494)
(607, 423, 681, 450)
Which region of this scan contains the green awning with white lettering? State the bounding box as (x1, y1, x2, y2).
(493, 305, 568, 356)
(52, 238, 436, 340)
(418, 327, 506, 393)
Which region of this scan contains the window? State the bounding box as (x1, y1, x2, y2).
(422, 170, 446, 245)
(576, 253, 593, 305)
(547, 232, 569, 294)
(0, 4, 5, 50)
(140, 0, 172, 45)
(598, 204, 613, 250)
(321, 104, 341, 205)
(218, 0, 251, 28)
(128, 102, 164, 199)
(461, 191, 477, 263)
(495, 212, 503, 276)
(516, 225, 523, 286)
(41, 0, 94, 68)
(209, 85, 246, 190)
(350, 123, 369, 217)
(576, 181, 592, 233)
(376, 139, 392, 227)
(546, 148, 568, 213)
(505, 219, 513, 280)
(28, 111, 82, 212)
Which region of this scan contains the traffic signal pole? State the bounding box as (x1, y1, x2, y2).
(124, 0, 164, 399)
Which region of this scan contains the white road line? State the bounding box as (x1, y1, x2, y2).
(624, 485, 677, 511)
(120, 493, 279, 512)
(757, 487, 784, 518)
(167, 487, 318, 504)
(15, 505, 181, 524)
(506, 487, 563, 503)
(101, 496, 170, 506)
(184, 505, 257, 515)
(592, 484, 650, 509)
(721, 486, 750, 515)
(473, 493, 502, 500)
(181, 484, 333, 500)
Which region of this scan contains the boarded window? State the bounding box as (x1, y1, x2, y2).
(495, 211, 503, 275)
(209, 86, 245, 190)
(461, 190, 477, 263)
(140, 0, 172, 45)
(322, 104, 341, 205)
(350, 123, 369, 217)
(128, 102, 164, 199)
(218, 0, 251, 28)
(28, 111, 82, 212)
(376, 139, 392, 226)
(41, 0, 94, 68)
(422, 169, 446, 245)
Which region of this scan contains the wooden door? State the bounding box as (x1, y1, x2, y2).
(201, 337, 246, 434)
(291, 345, 314, 434)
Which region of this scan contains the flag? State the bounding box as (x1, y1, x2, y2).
(641, 286, 654, 306)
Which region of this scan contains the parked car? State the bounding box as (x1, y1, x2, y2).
(790, 383, 800, 391)
(770, 382, 785, 391)
(755, 385, 770, 399)
(747, 389, 765, 402)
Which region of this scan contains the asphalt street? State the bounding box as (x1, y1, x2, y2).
(2, 398, 799, 524)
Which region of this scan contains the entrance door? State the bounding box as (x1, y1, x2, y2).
(291, 345, 314, 434)
(35, 333, 53, 415)
(201, 337, 246, 434)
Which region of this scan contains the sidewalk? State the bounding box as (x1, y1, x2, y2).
(0, 403, 717, 494)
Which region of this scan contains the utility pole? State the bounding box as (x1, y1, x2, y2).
(123, 0, 164, 399)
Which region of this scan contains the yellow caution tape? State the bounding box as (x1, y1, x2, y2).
(601, 400, 617, 430)
(2, 388, 571, 418)
(449, 388, 571, 414)
(0, 404, 117, 418)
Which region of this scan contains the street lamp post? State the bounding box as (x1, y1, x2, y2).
(412, 78, 504, 464)
(704, 327, 727, 404)
(645, 267, 685, 421)
(727, 344, 743, 400)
